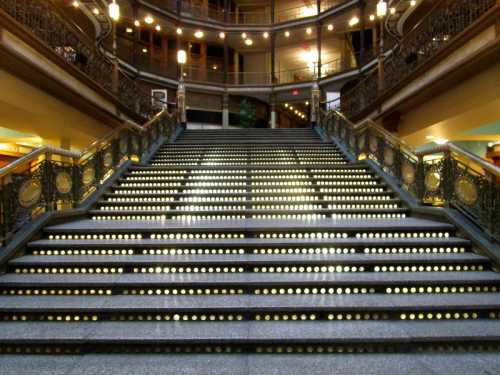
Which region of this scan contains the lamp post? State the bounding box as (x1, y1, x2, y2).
(108, 0, 120, 93)
(177, 49, 187, 127)
(376, 0, 387, 92)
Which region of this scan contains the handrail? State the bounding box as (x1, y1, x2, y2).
(320, 105, 500, 241)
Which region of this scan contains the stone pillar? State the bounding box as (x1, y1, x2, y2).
(269, 93, 277, 129)
(222, 93, 229, 128)
(233, 51, 239, 84)
(177, 76, 187, 127)
(316, 22, 322, 79)
(359, 0, 366, 64)
(270, 32, 276, 83)
(310, 81, 320, 127)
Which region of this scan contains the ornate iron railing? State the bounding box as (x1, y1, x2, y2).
(0, 110, 177, 244)
(341, 0, 497, 118)
(320, 107, 500, 242)
(0, 0, 156, 119)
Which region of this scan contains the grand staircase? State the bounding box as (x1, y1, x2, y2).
(1, 128, 499, 372)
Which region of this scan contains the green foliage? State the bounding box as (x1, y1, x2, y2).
(239, 98, 256, 128)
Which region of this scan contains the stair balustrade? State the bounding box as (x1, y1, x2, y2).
(0, 110, 176, 244)
(320, 107, 500, 242)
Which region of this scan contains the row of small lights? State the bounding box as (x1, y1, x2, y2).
(71, 0, 416, 46)
(284, 102, 308, 120)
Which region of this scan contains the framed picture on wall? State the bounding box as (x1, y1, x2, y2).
(151, 89, 168, 110)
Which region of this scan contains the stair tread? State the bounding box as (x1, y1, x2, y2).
(1, 353, 499, 375)
(0, 321, 499, 342)
(0, 294, 498, 311)
(10, 253, 486, 266)
(43, 218, 454, 232)
(1, 271, 498, 286)
(27, 237, 471, 248)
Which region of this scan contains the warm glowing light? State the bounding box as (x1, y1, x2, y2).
(144, 15, 154, 24)
(263, 31, 269, 39)
(108, 1, 120, 21)
(126, 27, 133, 33)
(212, 65, 218, 70)
(306, 27, 312, 35)
(300, 6, 316, 18)
(142, 48, 148, 53)
(284, 30, 290, 37)
(194, 30, 204, 38)
(134, 20, 140, 27)
(242, 32, 247, 39)
(176, 27, 183, 35)
(377, 1, 388, 17)
(349, 17, 359, 26)
(245, 39, 253, 46)
(369, 14, 375, 21)
(390, 7, 396, 15)
(92, 8, 99, 15)
(177, 50, 187, 64)
(410, 0, 416, 6)
(327, 24, 334, 31)
(72, 1, 79, 8)
(284, 103, 289, 108)
(299, 49, 318, 71)
(219, 32, 225, 39)
(155, 25, 161, 31)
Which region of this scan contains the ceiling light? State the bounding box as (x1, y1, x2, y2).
(134, 20, 140, 27)
(142, 48, 148, 53)
(72, 1, 79, 8)
(263, 31, 269, 39)
(219, 32, 225, 39)
(349, 17, 359, 26)
(212, 65, 218, 70)
(284, 30, 290, 37)
(305, 101, 309, 106)
(410, 0, 417, 6)
(144, 15, 154, 24)
(242, 32, 247, 39)
(108, 0, 120, 21)
(306, 27, 312, 35)
(92, 8, 99, 15)
(390, 7, 396, 15)
(194, 30, 204, 38)
(327, 24, 334, 31)
(176, 27, 183, 35)
(177, 50, 187, 64)
(376, 1, 387, 17)
(155, 25, 161, 31)
(369, 14, 375, 21)
(284, 103, 289, 107)
(245, 39, 253, 46)
(126, 27, 133, 33)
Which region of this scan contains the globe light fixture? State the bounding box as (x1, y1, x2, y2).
(377, 1, 388, 18)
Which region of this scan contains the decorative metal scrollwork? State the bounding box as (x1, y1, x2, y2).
(18, 178, 42, 208)
(455, 176, 479, 206)
(103, 151, 113, 169)
(82, 165, 95, 186)
(357, 135, 365, 150)
(383, 148, 394, 167)
(425, 171, 441, 192)
(401, 162, 416, 185)
(119, 137, 128, 154)
(369, 136, 378, 153)
(55, 171, 72, 195)
(132, 137, 139, 153)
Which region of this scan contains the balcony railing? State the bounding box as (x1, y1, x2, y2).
(145, 0, 349, 24)
(341, 0, 498, 119)
(0, 110, 176, 244)
(320, 106, 500, 242)
(0, 0, 158, 119)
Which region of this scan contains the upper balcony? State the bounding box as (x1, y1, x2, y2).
(141, 0, 360, 28)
